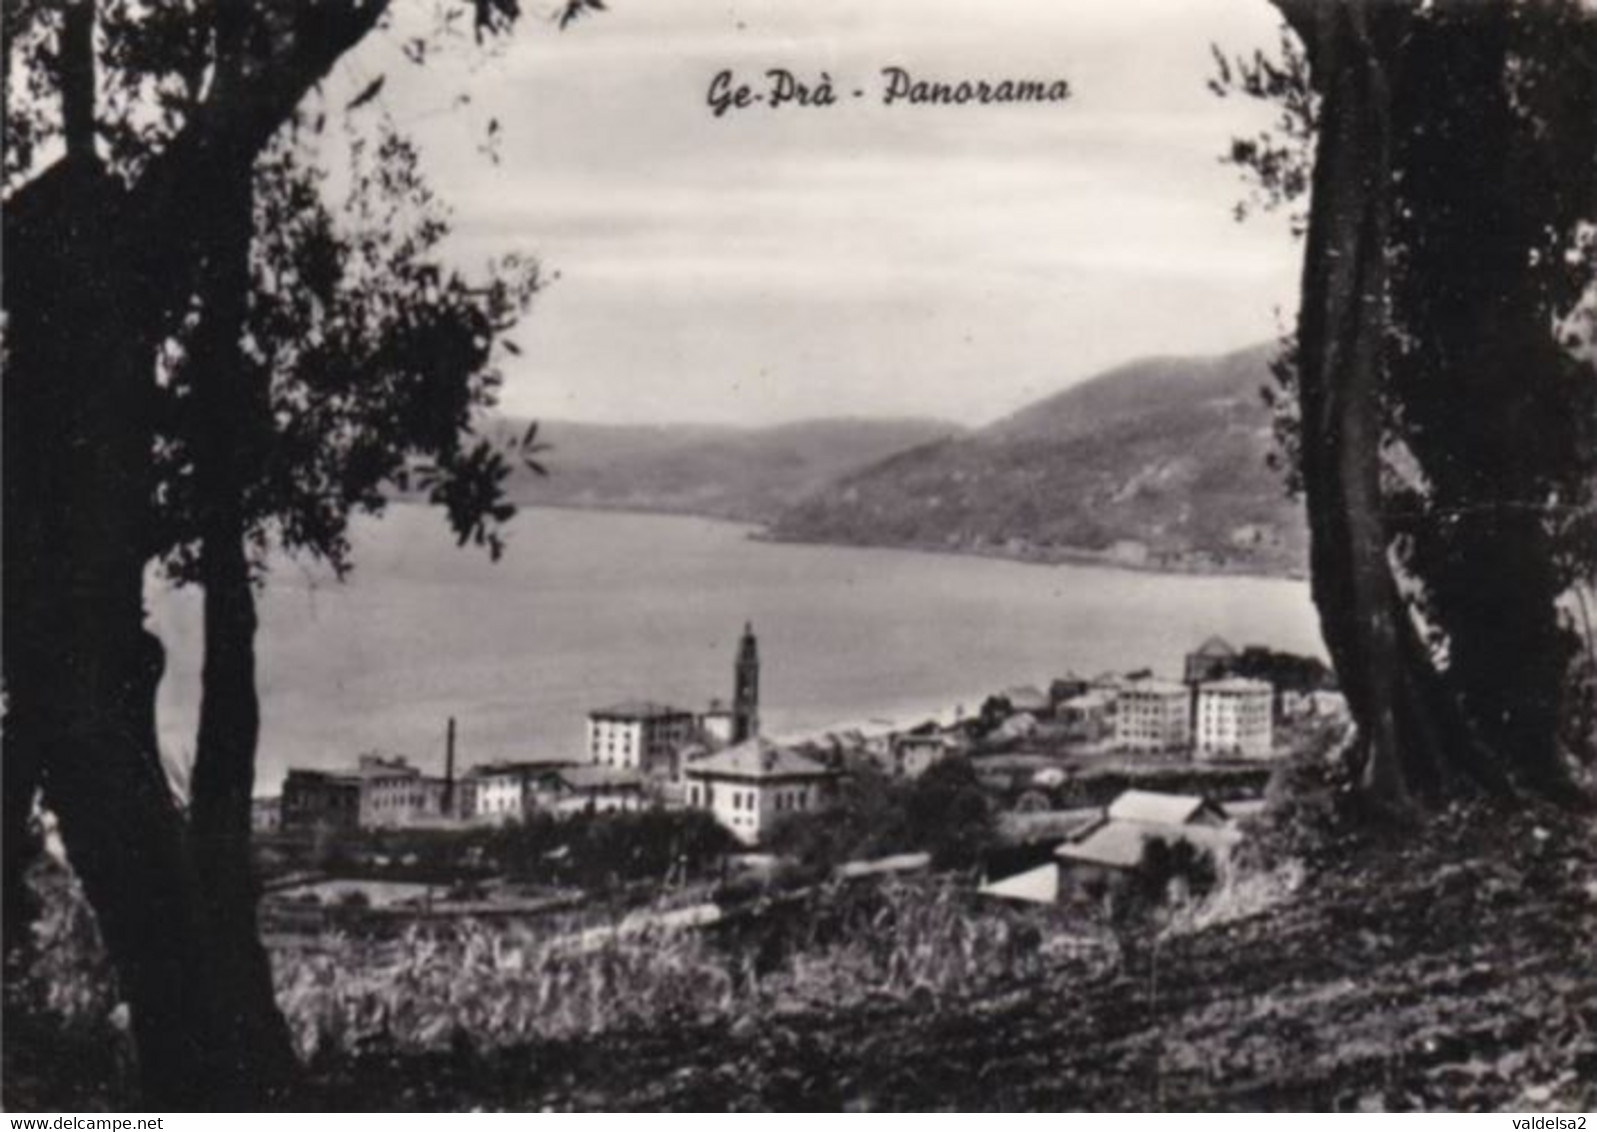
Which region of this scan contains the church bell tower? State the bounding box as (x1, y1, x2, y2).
(733, 621, 760, 744)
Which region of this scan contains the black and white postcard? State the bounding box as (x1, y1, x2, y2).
(4, 0, 1595, 1115)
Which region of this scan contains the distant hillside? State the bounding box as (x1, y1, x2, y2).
(491, 417, 962, 523)
(766, 345, 1310, 575)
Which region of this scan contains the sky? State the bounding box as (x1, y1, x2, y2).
(339, 0, 1302, 428)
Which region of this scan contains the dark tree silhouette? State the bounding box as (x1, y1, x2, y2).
(1217, 1, 1597, 810)
(3, 0, 589, 1106)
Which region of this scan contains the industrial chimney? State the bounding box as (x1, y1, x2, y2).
(444, 716, 457, 817)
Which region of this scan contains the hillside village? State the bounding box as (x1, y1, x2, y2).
(249, 625, 1347, 921)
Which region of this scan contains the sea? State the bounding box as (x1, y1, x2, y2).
(146, 504, 1326, 794)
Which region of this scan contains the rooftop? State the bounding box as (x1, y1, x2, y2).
(546, 765, 645, 791)
(1106, 789, 1225, 826)
(685, 737, 836, 781)
(1191, 635, 1238, 658)
(980, 861, 1061, 904)
(1120, 678, 1190, 698)
(1056, 819, 1242, 870)
(590, 700, 695, 721)
(1199, 677, 1274, 695)
(468, 756, 580, 777)
(350, 753, 420, 779)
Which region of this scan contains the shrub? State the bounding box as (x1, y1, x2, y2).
(767, 758, 996, 872)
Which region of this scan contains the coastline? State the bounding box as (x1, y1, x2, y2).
(750, 527, 1307, 584)
(496, 499, 1308, 583)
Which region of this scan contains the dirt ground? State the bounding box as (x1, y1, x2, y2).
(308, 799, 1597, 1112)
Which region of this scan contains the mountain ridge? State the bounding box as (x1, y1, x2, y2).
(489, 415, 965, 524)
(764, 343, 1309, 575)
(485, 343, 1309, 576)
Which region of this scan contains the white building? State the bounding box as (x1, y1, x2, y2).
(1195, 678, 1275, 759)
(1056, 691, 1115, 741)
(1309, 689, 1350, 720)
(981, 790, 1249, 906)
(529, 766, 646, 815)
(465, 758, 578, 824)
(1114, 679, 1192, 752)
(587, 701, 697, 775)
(683, 738, 838, 845)
(891, 732, 952, 778)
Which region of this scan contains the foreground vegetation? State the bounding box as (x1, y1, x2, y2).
(3, 859, 1090, 1109)
(7, 752, 1594, 1111)
(300, 784, 1595, 1111)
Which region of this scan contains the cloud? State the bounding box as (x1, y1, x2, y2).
(336, 0, 1300, 426)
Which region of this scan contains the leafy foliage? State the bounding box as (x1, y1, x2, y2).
(1214, 8, 1597, 783)
(1208, 26, 1317, 234)
(767, 759, 997, 872)
(4, 4, 546, 580)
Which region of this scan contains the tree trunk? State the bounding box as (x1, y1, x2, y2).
(185, 148, 299, 1098)
(1383, 5, 1589, 797)
(1281, 0, 1573, 808)
(4, 1, 404, 1106)
(1280, 2, 1465, 809)
(2, 160, 221, 1109)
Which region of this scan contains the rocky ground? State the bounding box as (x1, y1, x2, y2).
(308, 798, 1597, 1112)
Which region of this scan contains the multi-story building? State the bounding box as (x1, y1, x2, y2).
(683, 737, 838, 845)
(464, 757, 579, 824)
(587, 701, 697, 775)
(281, 769, 361, 834)
(528, 766, 646, 815)
(1114, 678, 1192, 752)
(351, 753, 452, 828)
(1196, 678, 1275, 759)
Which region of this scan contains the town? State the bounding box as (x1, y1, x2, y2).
(250, 623, 1347, 918)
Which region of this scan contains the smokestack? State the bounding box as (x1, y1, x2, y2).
(444, 716, 457, 816)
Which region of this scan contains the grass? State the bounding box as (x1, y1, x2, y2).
(273, 877, 1094, 1063)
(4, 860, 1100, 1110)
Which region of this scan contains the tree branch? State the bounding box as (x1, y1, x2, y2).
(59, 0, 95, 161)
(128, 1, 393, 288)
